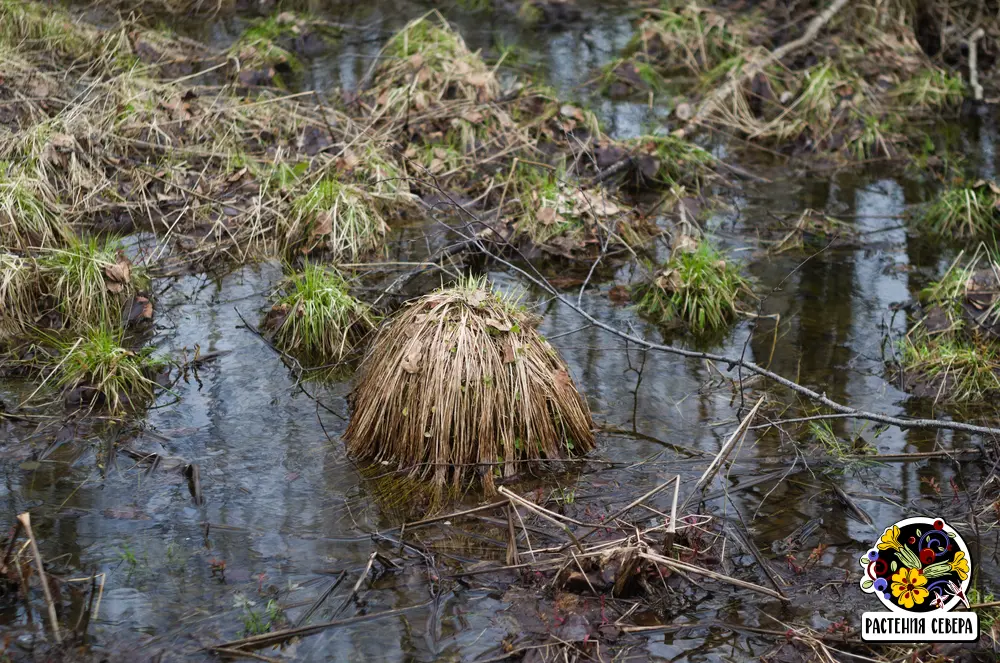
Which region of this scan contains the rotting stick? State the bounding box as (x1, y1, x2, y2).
(211, 601, 431, 651)
(640, 551, 788, 602)
(212, 647, 283, 663)
(681, 397, 764, 512)
(17, 513, 61, 643)
(830, 483, 874, 527)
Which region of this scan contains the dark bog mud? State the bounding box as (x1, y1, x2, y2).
(2, 1, 1000, 662)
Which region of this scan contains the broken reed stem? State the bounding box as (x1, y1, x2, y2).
(664, 475, 680, 554)
(17, 513, 61, 643)
(639, 551, 788, 602)
(1, 520, 23, 575)
(680, 396, 763, 513)
(333, 551, 377, 619)
(572, 474, 681, 550)
(968, 28, 986, 102)
(498, 487, 585, 554)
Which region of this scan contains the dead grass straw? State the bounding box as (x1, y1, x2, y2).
(345, 277, 594, 497)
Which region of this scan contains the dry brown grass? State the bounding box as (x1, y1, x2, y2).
(345, 277, 594, 497)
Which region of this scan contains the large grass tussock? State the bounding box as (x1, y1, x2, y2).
(345, 278, 594, 496)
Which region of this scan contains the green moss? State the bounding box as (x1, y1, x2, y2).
(633, 240, 750, 333)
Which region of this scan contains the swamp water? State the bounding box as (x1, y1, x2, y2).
(1, 1, 998, 661)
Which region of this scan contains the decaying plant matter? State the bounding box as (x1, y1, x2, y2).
(345, 277, 594, 496)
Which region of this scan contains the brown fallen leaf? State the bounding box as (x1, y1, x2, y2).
(104, 257, 131, 284)
(401, 343, 422, 374)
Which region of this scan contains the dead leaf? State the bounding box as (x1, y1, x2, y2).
(401, 343, 422, 374)
(461, 110, 484, 123)
(408, 53, 424, 70)
(468, 290, 488, 307)
(536, 207, 562, 226)
(466, 72, 491, 88)
(553, 368, 572, 394)
(104, 258, 131, 284)
(484, 317, 512, 332)
(310, 211, 333, 240)
(502, 337, 517, 363)
(106, 282, 123, 294)
(673, 234, 698, 254)
(675, 102, 693, 121)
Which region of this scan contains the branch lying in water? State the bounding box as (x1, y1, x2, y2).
(428, 208, 1000, 438)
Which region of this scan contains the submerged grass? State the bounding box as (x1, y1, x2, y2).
(344, 276, 594, 497)
(38, 235, 144, 330)
(268, 263, 377, 365)
(633, 240, 750, 334)
(49, 326, 167, 413)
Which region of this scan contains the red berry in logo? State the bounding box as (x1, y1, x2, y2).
(920, 548, 935, 564)
(933, 519, 944, 530)
(908, 536, 916, 544)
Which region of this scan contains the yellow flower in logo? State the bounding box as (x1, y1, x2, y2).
(891, 567, 929, 609)
(949, 551, 969, 581)
(878, 525, 902, 551)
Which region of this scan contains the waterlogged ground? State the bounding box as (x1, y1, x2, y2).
(2, 1, 999, 661)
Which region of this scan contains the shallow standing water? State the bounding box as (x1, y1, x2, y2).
(1, 1, 998, 661)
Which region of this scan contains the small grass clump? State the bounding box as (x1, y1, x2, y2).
(345, 276, 594, 497)
(898, 248, 1000, 404)
(372, 13, 501, 120)
(285, 179, 389, 260)
(266, 263, 377, 365)
(919, 183, 999, 238)
(626, 134, 714, 187)
(625, 5, 743, 76)
(37, 235, 145, 330)
(50, 326, 167, 413)
(633, 240, 750, 334)
(890, 68, 965, 111)
(900, 335, 1000, 403)
(0, 165, 67, 249)
(0, 253, 37, 340)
